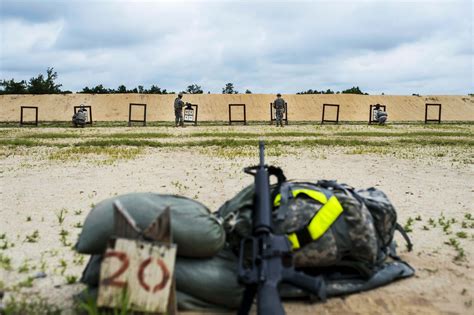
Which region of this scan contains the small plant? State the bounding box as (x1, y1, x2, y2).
(404, 217, 414, 233)
(0, 253, 12, 270)
(428, 218, 436, 227)
(56, 208, 67, 224)
(422, 225, 430, 231)
(59, 229, 71, 247)
(0, 233, 5, 240)
(465, 213, 473, 220)
(18, 260, 30, 273)
(26, 216, 31, 222)
(73, 253, 85, 265)
(17, 276, 34, 288)
(456, 231, 468, 239)
(59, 259, 68, 275)
(25, 230, 40, 243)
(462, 221, 468, 228)
(74, 209, 83, 215)
(73, 222, 83, 228)
(65, 275, 77, 284)
(415, 215, 422, 221)
(444, 237, 466, 263)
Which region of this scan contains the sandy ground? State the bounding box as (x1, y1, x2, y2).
(1, 94, 473, 122)
(0, 124, 473, 314)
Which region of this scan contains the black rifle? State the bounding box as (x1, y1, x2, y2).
(238, 140, 325, 315)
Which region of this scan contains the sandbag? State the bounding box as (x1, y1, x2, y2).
(177, 291, 234, 312)
(75, 193, 225, 258)
(175, 248, 244, 309)
(79, 249, 243, 311)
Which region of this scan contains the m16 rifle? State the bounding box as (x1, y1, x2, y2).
(237, 140, 325, 315)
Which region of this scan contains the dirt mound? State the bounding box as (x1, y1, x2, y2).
(0, 94, 472, 122)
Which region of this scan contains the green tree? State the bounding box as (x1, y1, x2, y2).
(27, 68, 63, 94)
(186, 84, 203, 94)
(222, 83, 238, 94)
(245, 89, 252, 94)
(0, 79, 28, 94)
(116, 85, 127, 93)
(341, 86, 368, 95)
(80, 84, 109, 94)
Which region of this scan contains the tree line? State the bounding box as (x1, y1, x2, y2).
(0, 68, 368, 95)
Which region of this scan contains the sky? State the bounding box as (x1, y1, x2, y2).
(0, 0, 472, 94)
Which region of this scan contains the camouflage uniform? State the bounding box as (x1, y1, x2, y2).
(174, 97, 184, 126)
(73, 109, 87, 128)
(374, 109, 387, 125)
(273, 97, 286, 127)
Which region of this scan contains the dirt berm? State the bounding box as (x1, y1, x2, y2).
(0, 94, 472, 122)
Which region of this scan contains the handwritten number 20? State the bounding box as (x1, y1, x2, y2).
(101, 251, 170, 292)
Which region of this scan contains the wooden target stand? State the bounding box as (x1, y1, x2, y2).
(425, 103, 442, 124)
(20, 106, 39, 126)
(74, 106, 93, 125)
(269, 102, 288, 125)
(368, 104, 386, 124)
(228, 104, 247, 125)
(128, 103, 147, 126)
(97, 201, 177, 315)
(321, 104, 340, 124)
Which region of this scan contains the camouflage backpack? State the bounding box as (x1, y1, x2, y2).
(217, 169, 413, 277)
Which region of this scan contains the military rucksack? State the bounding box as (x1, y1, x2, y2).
(217, 168, 413, 278)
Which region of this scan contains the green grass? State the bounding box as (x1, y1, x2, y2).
(21, 132, 80, 139)
(49, 146, 143, 162)
(335, 131, 472, 137)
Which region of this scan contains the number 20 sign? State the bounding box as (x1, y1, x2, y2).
(97, 238, 177, 313)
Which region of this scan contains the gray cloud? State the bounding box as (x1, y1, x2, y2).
(0, 0, 472, 94)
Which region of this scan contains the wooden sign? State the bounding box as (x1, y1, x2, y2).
(97, 238, 177, 313)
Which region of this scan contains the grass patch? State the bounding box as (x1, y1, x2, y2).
(21, 132, 80, 139)
(2, 295, 61, 315)
(397, 138, 474, 146)
(105, 132, 173, 139)
(49, 146, 143, 162)
(335, 131, 472, 137)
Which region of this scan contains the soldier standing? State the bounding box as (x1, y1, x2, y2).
(174, 93, 185, 127)
(273, 93, 286, 127)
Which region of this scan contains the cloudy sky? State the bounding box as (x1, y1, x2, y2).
(0, 0, 472, 94)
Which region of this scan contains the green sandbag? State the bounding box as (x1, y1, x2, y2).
(176, 291, 234, 312)
(175, 248, 244, 309)
(75, 193, 225, 258)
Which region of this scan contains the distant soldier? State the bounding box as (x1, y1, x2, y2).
(174, 93, 185, 127)
(374, 104, 388, 125)
(72, 107, 88, 128)
(273, 93, 286, 127)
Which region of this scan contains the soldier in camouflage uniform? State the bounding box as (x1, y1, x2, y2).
(273, 93, 286, 127)
(72, 107, 88, 128)
(174, 93, 185, 127)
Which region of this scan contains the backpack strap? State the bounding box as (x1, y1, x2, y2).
(286, 190, 344, 250)
(275, 182, 294, 221)
(395, 223, 413, 252)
